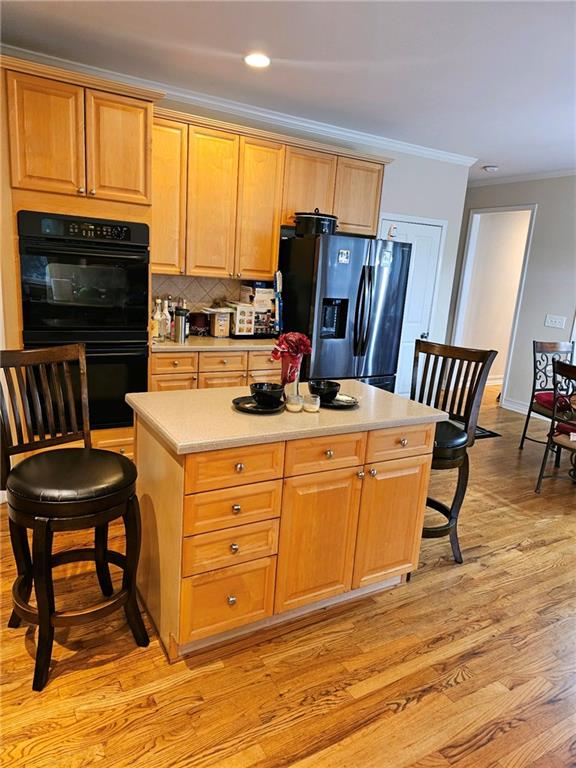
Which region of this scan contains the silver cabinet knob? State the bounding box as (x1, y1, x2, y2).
(325, 449, 334, 459)
(227, 595, 237, 606)
(357, 470, 365, 479)
(232, 504, 241, 515)
(119, 448, 126, 455)
(236, 272, 241, 278)
(89, 189, 96, 195)
(172, 360, 179, 366)
(222, 359, 228, 365)
(400, 437, 408, 447)
(229, 272, 233, 277)
(369, 468, 378, 477)
(235, 462, 245, 473)
(230, 543, 239, 554)
(77, 187, 85, 194)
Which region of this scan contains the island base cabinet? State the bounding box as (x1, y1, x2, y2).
(274, 468, 363, 614)
(352, 455, 432, 589)
(179, 556, 277, 643)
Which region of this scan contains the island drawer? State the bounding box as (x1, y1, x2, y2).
(182, 519, 279, 576)
(198, 372, 247, 389)
(150, 352, 199, 375)
(184, 480, 282, 535)
(366, 424, 435, 462)
(199, 351, 248, 372)
(248, 351, 281, 372)
(185, 442, 286, 493)
(179, 557, 276, 642)
(284, 432, 367, 476)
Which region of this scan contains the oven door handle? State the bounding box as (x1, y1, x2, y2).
(87, 350, 148, 358)
(22, 244, 148, 261)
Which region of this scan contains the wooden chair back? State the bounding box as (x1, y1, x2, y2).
(532, 340, 574, 394)
(410, 340, 497, 446)
(0, 344, 91, 488)
(551, 358, 576, 429)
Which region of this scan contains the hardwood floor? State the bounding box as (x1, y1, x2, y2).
(1, 388, 574, 767)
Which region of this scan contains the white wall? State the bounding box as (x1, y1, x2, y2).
(455, 210, 531, 382)
(455, 175, 576, 411)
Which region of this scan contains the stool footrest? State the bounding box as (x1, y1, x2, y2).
(422, 497, 455, 539)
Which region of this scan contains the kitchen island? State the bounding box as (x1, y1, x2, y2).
(126, 381, 446, 661)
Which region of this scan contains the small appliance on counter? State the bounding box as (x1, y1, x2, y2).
(202, 307, 233, 338)
(226, 302, 255, 337)
(238, 280, 279, 338)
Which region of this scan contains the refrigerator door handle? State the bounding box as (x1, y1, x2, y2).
(361, 266, 374, 355)
(353, 267, 367, 356)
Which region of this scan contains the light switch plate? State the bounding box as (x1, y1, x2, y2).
(544, 314, 567, 329)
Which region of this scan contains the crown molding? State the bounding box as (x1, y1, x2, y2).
(468, 169, 576, 188)
(1, 44, 477, 167)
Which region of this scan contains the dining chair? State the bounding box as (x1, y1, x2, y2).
(535, 359, 576, 492)
(1, 344, 149, 691)
(519, 341, 575, 467)
(410, 340, 497, 563)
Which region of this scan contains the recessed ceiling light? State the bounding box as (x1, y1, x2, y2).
(482, 165, 500, 173)
(244, 52, 271, 69)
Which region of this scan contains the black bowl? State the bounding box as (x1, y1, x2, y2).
(308, 379, 340, 403)
(250, 382, 285, 408)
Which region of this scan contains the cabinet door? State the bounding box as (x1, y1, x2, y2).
(281, 146, 337, 225)
(85, 90, 151, 204)
(235, 137, 285, 280)
(353, 455, 431, 588)
(332, 157, 384, 236)
(151, 118, 187, 274)
(149, 373, 198, 392)
(6, 71, 85, 195)
(275, 468, 362, 613)
(187, 127, 239, 277)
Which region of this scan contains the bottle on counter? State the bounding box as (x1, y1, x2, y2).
(166, 295, 175, 340)
(151, 299, 163, 341)
(162, 299, 172, 341)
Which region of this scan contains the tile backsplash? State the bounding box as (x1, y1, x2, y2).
(151, 275, 242, 310)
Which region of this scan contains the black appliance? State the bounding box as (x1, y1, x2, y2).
(18, 211, 149, 428)
(279, 234, 411, 392)
(294, 208, 338, 236)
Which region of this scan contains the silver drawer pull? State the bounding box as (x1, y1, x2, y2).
(77, 187, 85, 194)
(268, 357, 275, 363)
(400, 437, 408, 447)
(227, 595, 237, 606)
(232, 504, 242, 514)
(357, 470, 365, 479)
(119, 448, 126, 455)
(89, 188, 96, 196)
(325, 449, 334, 459)
(235, 462, 245, 473)
(230, 543, 239, 554)
(222, 359, 229, 365)
(369, 468, 378, 477)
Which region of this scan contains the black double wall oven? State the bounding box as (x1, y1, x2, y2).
(18, 211, 149, 429)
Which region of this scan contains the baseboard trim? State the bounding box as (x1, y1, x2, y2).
(500, 397, 547, 421)
(487, 375, 503, 386)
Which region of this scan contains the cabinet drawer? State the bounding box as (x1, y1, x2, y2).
(284, 432, 367, 476)
(248, 351, 280, 372)
(150, 353, 198, 375)
(199, 351, 248, 372)
(184, 480, 282, 535)
(185, 442, 285, 493)
(91, 428, 135, 460)
(247, 370, 282, 385)
(179, 556, 276, 642)
(366, 424, 435, 462)
(182, 519, 279, 576)
(197, 372, 247, 389)
(150, 373, 198, 392)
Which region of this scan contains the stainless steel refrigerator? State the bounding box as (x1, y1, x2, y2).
(279, 234, 411, 391)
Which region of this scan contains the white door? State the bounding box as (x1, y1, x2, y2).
(379, 218, 443, 396)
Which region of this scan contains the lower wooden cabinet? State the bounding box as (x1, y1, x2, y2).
(149, 373, 198, 391)
(274, 467, 363, 613)
(352, 455, 431, 588)
(198, 371, 247, 389)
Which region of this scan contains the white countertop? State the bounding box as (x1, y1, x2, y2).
(151, 337, 276, 353)
(126, 380, 447, 455)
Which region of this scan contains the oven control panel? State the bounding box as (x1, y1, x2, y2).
(67, 222, 131, 240)
(18, 211, 149, 247)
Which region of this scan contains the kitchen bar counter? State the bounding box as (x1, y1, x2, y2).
(151, 337, 276, 353)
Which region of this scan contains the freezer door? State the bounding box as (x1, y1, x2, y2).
(355, 241, 411, 379)
(308, 235, 371, 379)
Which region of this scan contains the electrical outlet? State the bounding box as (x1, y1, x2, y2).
(544, 314, 567, 329)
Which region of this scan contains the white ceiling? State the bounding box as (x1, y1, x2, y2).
(2, 1, 575, 180)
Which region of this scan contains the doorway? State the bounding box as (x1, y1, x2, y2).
(453, 206, 535, 393)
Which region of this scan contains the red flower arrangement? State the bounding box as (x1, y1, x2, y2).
(271, 332, 312, 386)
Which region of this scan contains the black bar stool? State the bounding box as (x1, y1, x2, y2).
(1, 344, 149, 691)
(410, 340, 497, 563)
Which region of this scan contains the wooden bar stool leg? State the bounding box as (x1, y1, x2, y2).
(448, 454, 469, 565)
(122, 496, 149, 648)
(32, 517, 55, 692)
(95, 523, 114, 597)
(8, 518, 33, 629)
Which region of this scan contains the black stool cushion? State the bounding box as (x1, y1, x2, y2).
(433, 421, 468, 460)
(7, 448, 137, 516)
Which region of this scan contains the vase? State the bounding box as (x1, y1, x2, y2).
(281, 354, 303, 397)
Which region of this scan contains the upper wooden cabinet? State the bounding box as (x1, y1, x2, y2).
(151, 118, 188, 274)
(187, 127, 239, 278)
(281, 147, 337, 225)
(333, 157, 384, 236)
(6, 71, 152, 204)
(6, 71, 86, 195)
(85, 90, 151, 204)
(235, 137, 285, 280)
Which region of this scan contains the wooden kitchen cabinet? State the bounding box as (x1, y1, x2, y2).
(151, 118, 188, 274)
(281, 146, 337, 225)
(333, 156, 384, 236)
(187, 127, 239, 277)
(352, 455, 431, 589)
(6, 71, 86, 195)
(198, 371, 247, 389)
(235, 137, 285, 280)
(149, 373, 198, 392)
(85, 89, 151, 204)
(274, 467, 363, 613)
